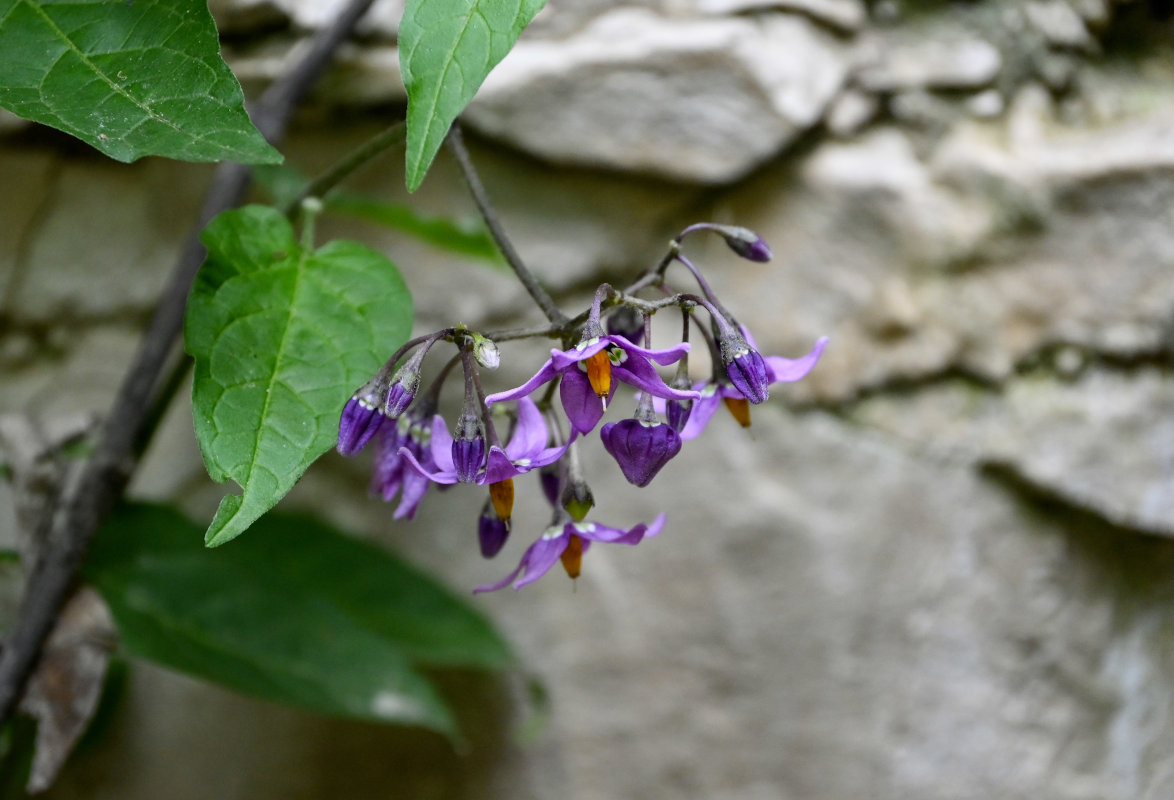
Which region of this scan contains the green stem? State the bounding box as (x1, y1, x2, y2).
(284, 122, 406, 218)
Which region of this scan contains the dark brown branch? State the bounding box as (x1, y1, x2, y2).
(0, 0, 380, 727)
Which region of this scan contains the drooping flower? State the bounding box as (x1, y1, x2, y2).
(660, 336, 829, 440)
(473, 514, 666, 592)
(600, 393, 682, 487)
(337, 377, 386, 456)
(485, 335, 699, 434)
(400, 397, 573, 488)
(370, 411, 436, 520)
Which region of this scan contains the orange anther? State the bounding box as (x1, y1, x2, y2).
(560, 533, 584, 579)
(723, 396, 752, 428)
(585, 349, 612, 400)
(489, 478, 515, 524)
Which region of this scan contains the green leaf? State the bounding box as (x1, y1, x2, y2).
(327, 192, 505, 265)
(84, 504, 515, 737)
(399, 0, 545, 192)
(185, 205, 412, 547)
(0, 0, 281, 164)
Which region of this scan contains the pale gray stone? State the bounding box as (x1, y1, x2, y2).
(967, 89, 1006, 118)
(856, 31, 1003, 91)
(463, 8, 849, 183)
(1025, 0, 1095, 49)
(6, 157, 209, 323)
(850, 367, 1174, 537)
(826, 88, 880, 136)
(694, 0, 868, 32)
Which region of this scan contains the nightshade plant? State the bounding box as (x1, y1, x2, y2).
(0, 0, 823, 790)
(336, 219, 827, 591)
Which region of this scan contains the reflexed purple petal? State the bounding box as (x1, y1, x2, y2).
(484, 359, 561, 406)
(482, 447, 523, 485)
(473, 527, 569, 593)
(765, 337, 828, 383)
(393, 469, 431, 520)
(572, 513, 666, 544)
(601, 419, 683, 487)
(726, 349, 770, 404)
(677, 387, 722, 441)
(549, 339, 607, 372)
(511, 531, 571, 590)
(337, 397, 383, 456)
(398, 446, 459, 485)
(610, 337, 691, 367)
(560, 369, 609, 434)
(503, 397, 547, 460)
(427, 414, 455, 472)
(614, 355, 700, 402)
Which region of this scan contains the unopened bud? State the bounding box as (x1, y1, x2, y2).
(713, 225, 772, 262)
(471, 332, 500, 370)
(561, 479, 595, 522)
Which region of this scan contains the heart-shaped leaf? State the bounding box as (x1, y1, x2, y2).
(185, 205, 411, 546)
(0, 0, 281, 164)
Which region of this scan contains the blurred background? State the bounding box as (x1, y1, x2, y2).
(3, 0, 1174, 797)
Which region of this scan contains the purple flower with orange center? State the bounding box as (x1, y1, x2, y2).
(400, 397, 573, 524)
(485, 334, 699, 435)
(673, 336, 829, 439)
(473, 514, 666, 592)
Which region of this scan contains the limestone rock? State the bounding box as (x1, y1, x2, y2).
(850, 367, 1174, 537)
(826, 88, 880, 136)
(1025, 0, 1095, 49)
(856, 30, 1002, 91)
(463, 8, 849, 184)
(693, 0, 868, 32)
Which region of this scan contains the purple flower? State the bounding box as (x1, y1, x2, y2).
(601, 418, 682, 487)
(661, 336, 828, 440)
(337, 383, 385, 456)
(370, 412, 436, 520)
(485, 336, 699, 434)
(400, 397, 572, 486)
(473, 514, 666, 592)
(720, 335, 771, 405)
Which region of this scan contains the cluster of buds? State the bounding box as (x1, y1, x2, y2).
(337, 223, 827, 592)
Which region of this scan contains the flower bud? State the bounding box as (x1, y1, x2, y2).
(720, 334, 770, 404)
(560, 478, 595, 522)
(471, 333, 500, 370)
(452, 411, 486, 484)
(713, 225, 772, 262)
(337, 377, 385, 456)
(478, 501, 510, 558)
(600, 417, 682, 488)
(539, 463, 562, 508)
(666, 363, 694, 433)
(606, 305, 645, 344)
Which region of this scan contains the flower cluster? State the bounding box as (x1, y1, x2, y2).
(336, 223, 826, 592)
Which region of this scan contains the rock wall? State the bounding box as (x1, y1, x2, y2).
(4, 1, 1174, 798)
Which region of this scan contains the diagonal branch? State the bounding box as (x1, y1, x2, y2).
(447, 123, 568, 327)
(0, 0, 380, 727)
